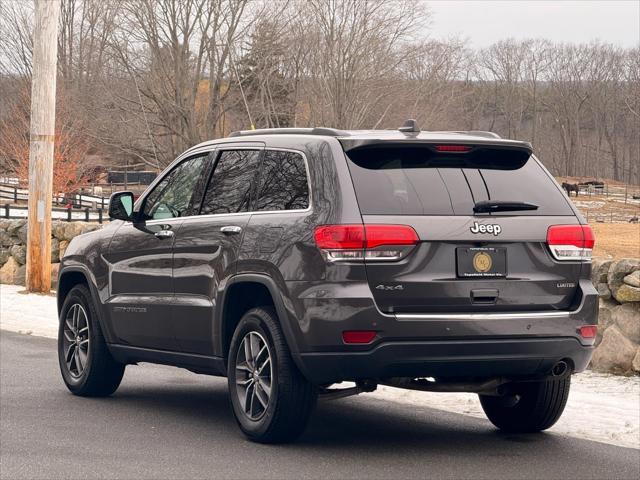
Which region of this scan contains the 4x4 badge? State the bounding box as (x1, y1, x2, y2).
(470, 221, 502, 236)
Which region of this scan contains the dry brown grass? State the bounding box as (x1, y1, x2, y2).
(576, 194, 640, 223)
(591, 223, 640, 259)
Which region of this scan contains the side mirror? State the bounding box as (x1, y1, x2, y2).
(108, 191, 135, 221)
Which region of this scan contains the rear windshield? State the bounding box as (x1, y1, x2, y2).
(345, 145, 573, 216)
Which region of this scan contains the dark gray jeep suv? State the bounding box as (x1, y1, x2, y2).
(57, 122, 598, 443)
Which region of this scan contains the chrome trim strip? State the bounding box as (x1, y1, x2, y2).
(140, 217, 185, 226)
(395, 311, 572, 320)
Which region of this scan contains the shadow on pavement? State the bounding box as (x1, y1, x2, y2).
(109, 374, 559, 451)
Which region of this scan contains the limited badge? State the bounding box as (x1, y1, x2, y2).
(473, 251, 493, 273)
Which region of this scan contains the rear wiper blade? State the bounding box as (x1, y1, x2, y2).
(473, 200, 539, 213)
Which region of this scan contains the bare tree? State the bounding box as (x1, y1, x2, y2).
(522, 39, 551, 147)
(0, 1, 34, 78)
(0, 2, 638, 184)
(543, 44, 592, 176)
(477, 40, 530, 139)
(300, 0, 428, 129)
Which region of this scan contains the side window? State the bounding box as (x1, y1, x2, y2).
(200, 150, 261, 215)
(256, 150, 309, 211)
(142, 155, 208, 220)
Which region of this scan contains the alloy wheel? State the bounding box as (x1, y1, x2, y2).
(62, 303, 90, 378)
(234, 331, 273, 420)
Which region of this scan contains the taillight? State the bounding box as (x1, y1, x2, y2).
(314, 224, 419, 261)
(363, 225, 420, 248)
(313, 225, 365, 250)
(547, 225, 595, 261)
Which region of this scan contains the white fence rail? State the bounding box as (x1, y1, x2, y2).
(0, 184, 110, 209)
(1, 204, 106, 223)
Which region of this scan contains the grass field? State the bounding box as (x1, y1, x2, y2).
(591, 223, 639, 259)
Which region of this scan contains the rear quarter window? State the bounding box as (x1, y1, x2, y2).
(345, 145, 574, 216)
(255, 150, 309, 211)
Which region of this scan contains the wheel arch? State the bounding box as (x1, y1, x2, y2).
(216, 274, 303, 371)
(57, 266, 109, 338)
(58, 269, 88, 313)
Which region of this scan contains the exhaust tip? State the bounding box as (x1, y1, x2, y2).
(551, 360, 569, 377)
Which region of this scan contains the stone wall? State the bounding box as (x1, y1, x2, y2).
(590, 258, 640, 375)
(0, 219, 101, 287)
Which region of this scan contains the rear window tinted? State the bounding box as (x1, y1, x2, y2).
(345, 146, 573, 216)
(200, 150, 261, 215)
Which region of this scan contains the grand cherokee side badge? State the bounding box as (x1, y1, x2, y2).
(113, 306, 147, 313)
(470, 221, 502, 236)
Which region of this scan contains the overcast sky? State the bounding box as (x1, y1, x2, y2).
(426, 0, 640, 48)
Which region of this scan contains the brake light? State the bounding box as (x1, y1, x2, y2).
(342, 331, 377, 344)
(547, 225, 595, 261)
(434, 145, 472, 153)
(314, 224, 419, 261)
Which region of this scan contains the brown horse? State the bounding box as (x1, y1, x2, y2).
(562, 182, 579, 197)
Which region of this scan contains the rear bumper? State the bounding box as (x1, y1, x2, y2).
(299, 337, 593, 384)
(288, 279, 598, 385)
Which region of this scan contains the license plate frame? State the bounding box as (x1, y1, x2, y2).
(456, 247, 507, 278)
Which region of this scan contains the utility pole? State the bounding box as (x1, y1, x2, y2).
(26, 0, 61, 292)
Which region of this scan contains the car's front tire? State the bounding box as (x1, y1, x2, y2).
(58, 285, 125, 396)
(227, 306, 317, 443)
(479, 376, 570, 433)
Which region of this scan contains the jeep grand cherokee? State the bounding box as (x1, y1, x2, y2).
(57, 121, 598, 443)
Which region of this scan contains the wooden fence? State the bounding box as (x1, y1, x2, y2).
(0, 183, 110, 209)
(1, 204, 105, 223)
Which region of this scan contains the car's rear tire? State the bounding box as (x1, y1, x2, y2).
(479, 376, 570, 433)
(58, 285, 125, 397)
(227, 306, 317, 443)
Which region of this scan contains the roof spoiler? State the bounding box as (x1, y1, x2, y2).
(339, 138, 533, 154)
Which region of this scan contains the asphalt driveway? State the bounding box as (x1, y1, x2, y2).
(1, 331, 638, 480)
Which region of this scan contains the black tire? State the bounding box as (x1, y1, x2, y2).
(479, 376, 571, 433)
(227, 306, 317, 443)
(58, 284, 125, 397)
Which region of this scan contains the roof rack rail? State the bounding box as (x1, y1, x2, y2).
(451, 130, 501, 139)
(228, 127, 350, 138)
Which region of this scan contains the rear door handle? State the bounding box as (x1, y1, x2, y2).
(154, 230, 174, 239)
(220, 225, 242, 235)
